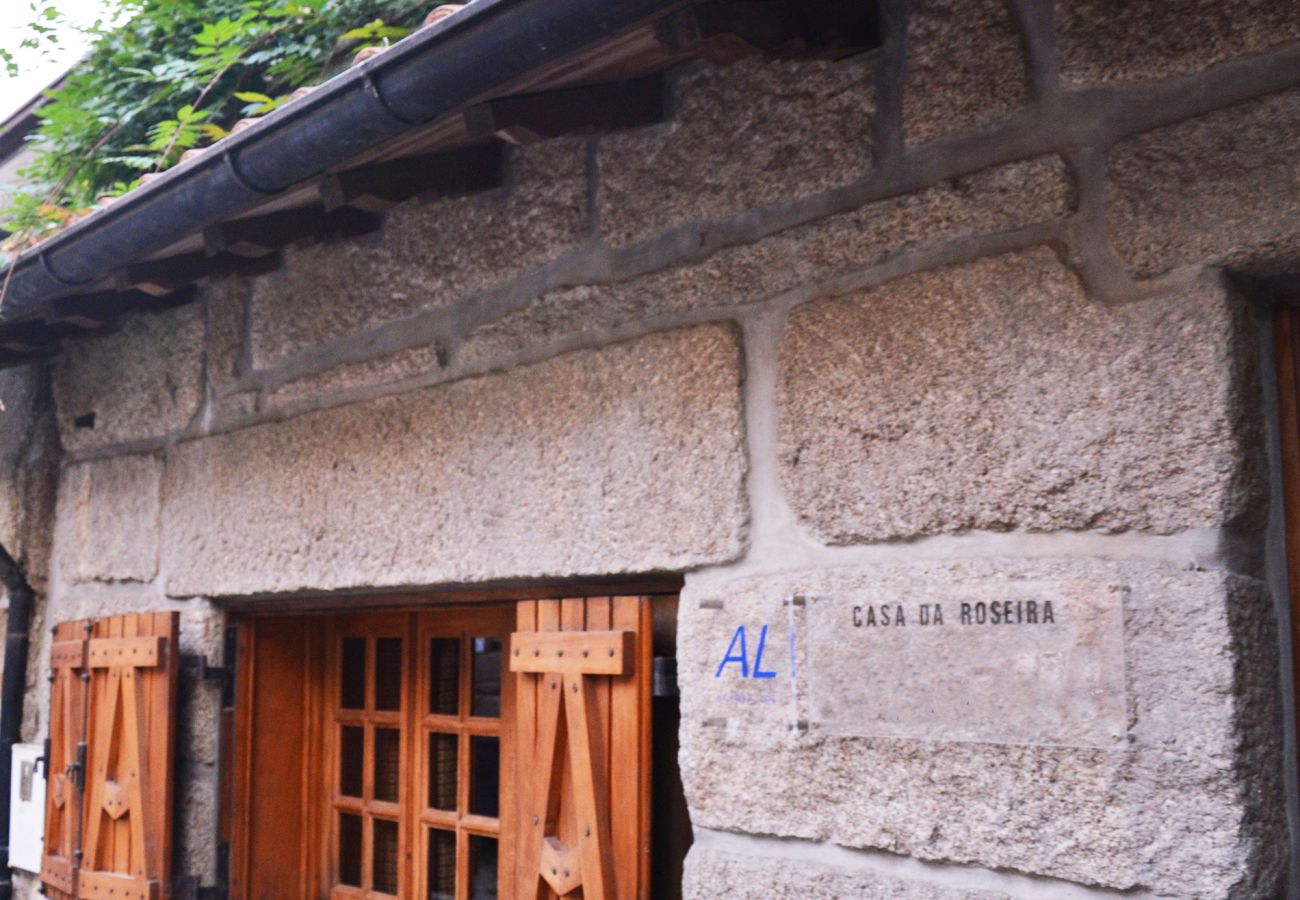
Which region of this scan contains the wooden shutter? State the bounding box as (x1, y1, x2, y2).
(510, 597, 651, 900)
(40, 612, 180, 900)
(42, 619, 92, 900)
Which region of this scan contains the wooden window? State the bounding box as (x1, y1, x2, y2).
(414, 609, 515, 900)
(318, 609, 516, 899)
(40, 612, 180, 900)
(326, 614, 412, 898)
(232, 596, 656, 900)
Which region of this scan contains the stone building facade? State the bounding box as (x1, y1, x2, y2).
(2, 0, 1299, 896)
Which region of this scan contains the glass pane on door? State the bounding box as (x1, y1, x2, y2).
(427, 829, 456, 900)
(469, 835, 498, 899)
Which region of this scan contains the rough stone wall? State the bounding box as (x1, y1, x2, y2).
(0, 362, 59, 756)
(0, 363, 58, 593)
(30, 0, 1300, 897)
(0, 362, 60, 900)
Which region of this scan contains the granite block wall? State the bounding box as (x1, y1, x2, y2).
(15, 1, 1300, 896)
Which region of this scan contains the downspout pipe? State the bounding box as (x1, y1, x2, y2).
(0, 545, 34, 900)
(0, 0, 687, 316)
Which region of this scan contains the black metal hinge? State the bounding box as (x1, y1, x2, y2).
(180, 654, 232, 695)
(172, 874, 226, 900)
(172, 842, 229, 899)
(66, 741, 86, 792)
(653, 656, 678, 698)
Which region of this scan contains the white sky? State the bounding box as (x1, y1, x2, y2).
(0, 0, 119, 123)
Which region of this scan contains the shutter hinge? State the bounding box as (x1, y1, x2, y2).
(66, 741, 86, 792)
(171, 822, 229, 899)
(653, 657, 678, 698)
(172, 874, 226, 900)
(221, 626, 238, 708)
(180, 653, 232, 692)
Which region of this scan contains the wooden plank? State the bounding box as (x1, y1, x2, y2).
(39, 857, 76, 894)
(517, 654, 565, 900)
(513, 600, 538, 900)
(610, 596, 646, 900)
(562, 672, 614, 900)
(77, 869, 159, 900)
(49, 639, 86, 670)
(508, 631, 633, 675)
(558, 598, 583, 887)
(123, 647, 148, 873)
(635, 597, 654, 899)
(111, 615, 131, 881)
(585, 597, 613, 859)
(87, 635, 164, 668)
(117, 613, 136, 881)
(537, 600, 562, 900)
(82, 620, 111, 880)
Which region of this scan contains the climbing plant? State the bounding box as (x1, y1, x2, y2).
(0, 0, 435, 253)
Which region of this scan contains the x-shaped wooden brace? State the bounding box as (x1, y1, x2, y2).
(510, 630, 633, 900)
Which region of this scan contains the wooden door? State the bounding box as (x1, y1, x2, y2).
(40, 612, 180, 900)
(231, 597, 654, 900)
(232, 606, 519, 899)
(511, 597, 652, 900)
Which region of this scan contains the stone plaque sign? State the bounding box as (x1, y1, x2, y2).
(803, 578, 1126, 747)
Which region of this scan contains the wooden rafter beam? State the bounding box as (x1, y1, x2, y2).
(43, 289, 180, 330)
(0, 286, 199, 361)
(319, 142, 506, 213)
(115, 252, 282, 297)
(203, 206, 383, 258)
(0, 335, 61, 357)
(655, 0, 879, 63)
(0, 315, 103, 354)
(464, 76, 669, 145)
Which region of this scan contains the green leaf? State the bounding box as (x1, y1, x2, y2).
(1, 0, 434, 233)
(99, 154, 160, 170)
(340, 18, 411, 40)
